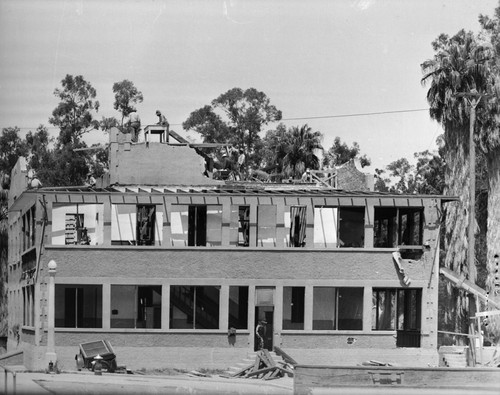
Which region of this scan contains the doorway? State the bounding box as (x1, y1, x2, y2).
(254, 286, 275, 351)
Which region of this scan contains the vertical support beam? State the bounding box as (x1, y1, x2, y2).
(221, 199, 231, 247)
(276, 202, 285, 248)
(102, 283, 111, 330)
(304, 284, 313, 331)
(45, 260, 57, 367)
(363, 286, 372, 331)
(220, 285, 229, 330)
(249, 203, 257, 247)
(162, 198, 171, 246)
(103, 198, 112, 246)
(162, 284, 170, 330)
(364, 201, 374, 248)
(274, 285, 283, 348)
(248, 286, 256, 349)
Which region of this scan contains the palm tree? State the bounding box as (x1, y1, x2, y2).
(282, 125, 323, 179)
(421, 30, 493, 336)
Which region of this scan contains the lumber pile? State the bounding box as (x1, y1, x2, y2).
(229, 350, 294, 380)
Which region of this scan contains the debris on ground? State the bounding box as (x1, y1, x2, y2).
(225, 349, 294, 380)
(360, 360, 399, 367)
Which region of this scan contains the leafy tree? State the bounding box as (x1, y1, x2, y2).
(49, 74, 100, 145)
(0, 127, 29, 184)
(374, 168, 390, 192)
(47, 75, 103, 186)
(112, 80, 143, 124)
(385, 158, 417, 193)
(322, 137, 371, 168)
(99, 116, 120, 132)
(183, 87, 282, 166)
(421, 29, 494, 336)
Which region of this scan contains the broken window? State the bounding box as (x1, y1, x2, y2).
(286, 206, 307, 247)
(110, 285, 162, 329)
(257, 206, 277, 247)
(170, 286, 220, 329)
(228, 286, 248, 329)
(312, 287, 363, 330)
(52, 203, 104, 245)
(136, 205, 156, 246)
(283, 287, 305, 329)
(230, 206, 250, 247)
(372, 288, 422, 333)
(314, 207, 364, 248)
(111, 204, 162, 246)
(55, 285, 102, 328)
(374, 207, 424, 247)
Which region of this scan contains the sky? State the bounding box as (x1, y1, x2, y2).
(0, 0, 499, 171)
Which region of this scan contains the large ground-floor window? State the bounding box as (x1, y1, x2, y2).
(312, 287, 364, 330)
(55, 285, 102, 328)
(228, 286, 248, 329)
(170, 286, 220, 329)
(110, 285, 162, 329)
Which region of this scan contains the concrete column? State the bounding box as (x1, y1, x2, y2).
(304, 285, 313, 331)
(102, 283, 111, 330)
(220, 285, 229, 330)
(274, 285, 283, 348)
(248, 286, 256, 349)
(363, 286, 372, 331)
(45, 260, 57, 367)
(162, 284, 170, 330)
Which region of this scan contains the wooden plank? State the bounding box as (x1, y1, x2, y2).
(230, 363, 254, 377)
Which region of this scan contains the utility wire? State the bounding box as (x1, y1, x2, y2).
(5, 108, 430, 129)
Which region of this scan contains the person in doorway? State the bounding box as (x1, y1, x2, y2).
(255, 320, 266, 350)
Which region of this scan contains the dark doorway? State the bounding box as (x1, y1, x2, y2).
(254, 306, 274, 351)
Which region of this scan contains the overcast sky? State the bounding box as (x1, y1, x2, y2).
(0, 0, 498, 170)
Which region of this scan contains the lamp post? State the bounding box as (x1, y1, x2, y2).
(45, 260, 57, 371)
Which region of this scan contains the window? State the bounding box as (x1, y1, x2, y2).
(170, 205, 222, 247)
(312, 287, 364, 330)
(22, 206, 36, 251)
(111, 204, 162, 246)
(170, 286, 220, 329)
(230, 206, 250, 247)
(111, 285, 162, 329)
(372, 288, 422, 331)
(283, 287, 305, 329)
(314, 207, 364, 248)
(228, 286, 248, 329)
(53, 204, 104, 245)
(55, 285, 102, 328)
(257, 206, 277, 247)
(285, 206, 307, 247)
(374, 208, 424, 247)
(23, 285, 35, 326)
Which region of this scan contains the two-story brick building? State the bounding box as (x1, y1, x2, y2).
(7, 127, 453, 371)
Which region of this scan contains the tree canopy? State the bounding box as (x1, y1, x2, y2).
(112, 80, 143, 123)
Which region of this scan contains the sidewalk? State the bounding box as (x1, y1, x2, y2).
(1, 366, 294, 394)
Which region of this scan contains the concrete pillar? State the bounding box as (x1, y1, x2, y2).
(45, 260, 57, 367)
(102, 284, 111, 330)
(162, 284, 170, 330)
(304, 285, 313, 331)
(220, 285, 229, 330)
(363, 286, 372, 331)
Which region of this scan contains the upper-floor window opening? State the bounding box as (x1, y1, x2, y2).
(111, 204, 163, 246)
(53, 203, 104, 246)
(257, 206, 277, 247)
(22, 205, 36, 251)
(235, 206, 250, 247)
(285, 206, 306, 247)
(374, 207, 424, 248)
(314, 207, 364, 248)
(171, 205, 222, 247)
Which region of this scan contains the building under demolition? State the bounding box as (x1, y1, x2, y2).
(7, 127, 452, 371)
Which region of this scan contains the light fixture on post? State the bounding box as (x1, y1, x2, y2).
(45, 260, 57, 373)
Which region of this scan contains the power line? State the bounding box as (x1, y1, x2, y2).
(280, 108, 429, 121)
(4, 108, 430, 129)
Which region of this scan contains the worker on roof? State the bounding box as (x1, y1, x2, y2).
(125, 109, 141, 143)
(156, 110, 169, 130)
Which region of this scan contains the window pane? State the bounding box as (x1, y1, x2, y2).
(337, 288, 363, 330)
(55, 285, 102, 328)
(372, 289, 396, 330)
(313, 287, 336, 330)
(111, 285, 136, 328)
(229, 286, 248, 329)
(170, 205, 189, 246)
(289, 207, 307, 247)
(206, 205, 222, 246)
(338, 207, 364, 247)
(137, 286, 162, 328)
(257, 206, 277, 247)
(111, 204, 136, 245)
(53, 204, 103, 245)
(283, 287, 305, 329)
(374, 208, 397, 248)
(314, 207, 338, 248)
(137, 205, 156, 245)
(170, 286, 219, 329)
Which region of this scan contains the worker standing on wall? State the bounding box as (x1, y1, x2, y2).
(156, 110, 169, 130)
(125, 109, 141, 142)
